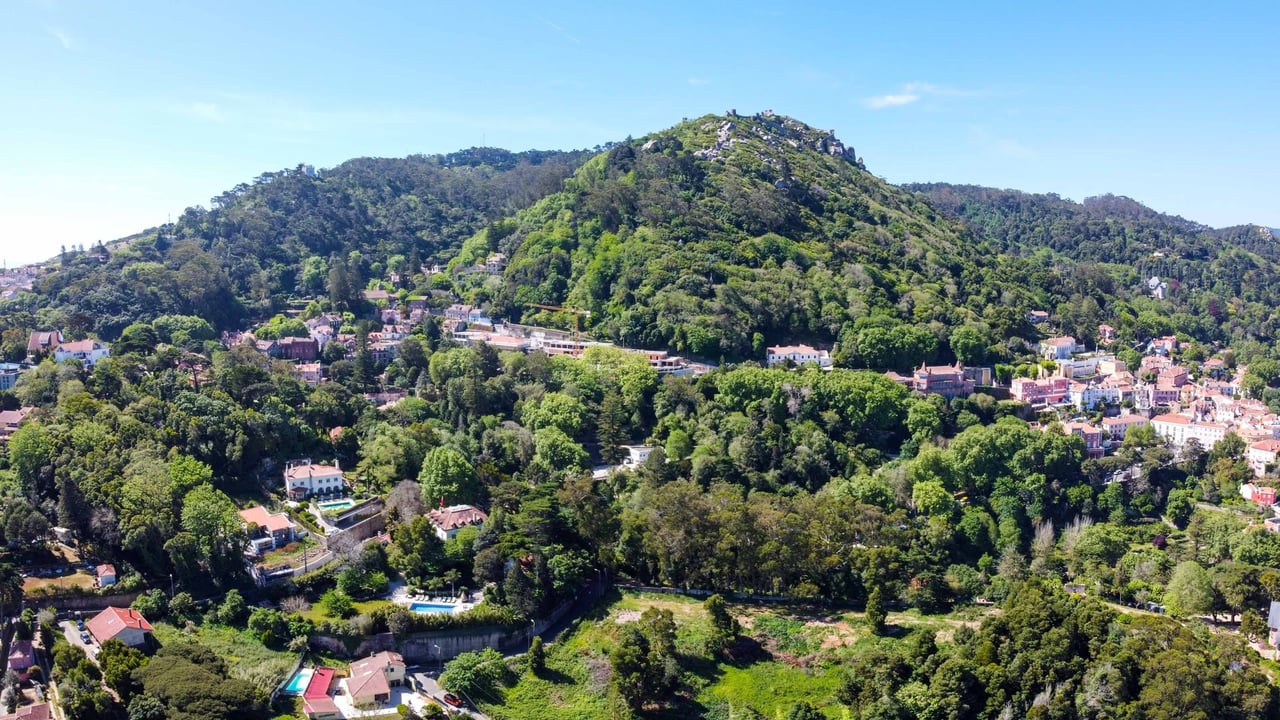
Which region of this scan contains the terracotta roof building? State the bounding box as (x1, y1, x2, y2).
(346, 651, 405, 709)
(0, 703, 52, 720)
(427, 504, 488, 541)
(86, 606, 153, 648)
(283, 459, 346, 500)
(26, 330, 62, 359)
(238, 505, 299, 554)
(302, 668, 340, 720)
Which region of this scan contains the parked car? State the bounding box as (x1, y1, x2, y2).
(442, 693, 463, 707)
(76, 619, 85, 631)
(79, 631, 90, 644)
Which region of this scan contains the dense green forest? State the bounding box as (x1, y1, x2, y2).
(909, 183, 1280, 347)
(2, 112, 1280, 720)
(0, 147, 592, 341)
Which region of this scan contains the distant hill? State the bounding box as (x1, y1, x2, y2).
(8, 114, 1280, 361)
(8, 148, 593, 338)
(906, 183, 1280, 345)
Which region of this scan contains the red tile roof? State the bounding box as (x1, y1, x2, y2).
(428, 505, 488, 532)
(0, 702, 52, 720)
(305, 668, 335, 700)
(238, 505, 294, 533)
(347, 651, 403, 701)
(283, 463, 343, 481)
(86, 606, 153, 643)
(57, 339, 102, 353)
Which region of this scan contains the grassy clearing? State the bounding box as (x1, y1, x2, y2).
(481, 590, 995, 720)
(297, 597, 395, 624)
(151, 621, 298, 694)
(22, 570, 95, 595)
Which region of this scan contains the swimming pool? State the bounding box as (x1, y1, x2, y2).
(409, 602, 456, 614)
(283, 668, 314, 695)
(316, 499, 355, 512)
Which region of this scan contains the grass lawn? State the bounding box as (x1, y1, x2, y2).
(22, 570, 95, 595)
(479, 590, 993, 720)
(151, 621, 298, 694)
(298, 598, 396, 624)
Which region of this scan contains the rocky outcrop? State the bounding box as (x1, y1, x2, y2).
(693, 111, 864, 170)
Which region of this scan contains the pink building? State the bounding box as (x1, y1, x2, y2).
(1011, 376, 1070, 404)
(910, 363, 975, 398)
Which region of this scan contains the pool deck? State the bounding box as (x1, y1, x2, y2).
(389, 583, 480, 613)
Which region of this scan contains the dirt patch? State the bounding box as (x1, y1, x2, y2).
(813, 619, 859, 649)
(614, 610, 642, 624)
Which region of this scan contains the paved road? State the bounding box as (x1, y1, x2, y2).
(408, 669, 491, 720)
(59, 620, 98, 662)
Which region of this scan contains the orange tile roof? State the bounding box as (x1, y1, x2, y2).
(238, 505, 294, 533)
(86, 606, 152, 643)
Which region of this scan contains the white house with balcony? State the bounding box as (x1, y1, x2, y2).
(55, 339, 111, 368)
(765, 344, 832, 369)
(282, 459, 347, 500)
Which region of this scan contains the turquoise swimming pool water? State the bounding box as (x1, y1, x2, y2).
(409, 602, 455, 614)
(316, 499, 355, 511)
(284, 668, 313, 695)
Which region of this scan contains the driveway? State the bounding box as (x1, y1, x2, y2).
(408, 670, 489, 719)
(59, 620, 98, 662)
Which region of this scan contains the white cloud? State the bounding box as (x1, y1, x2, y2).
(47, 27, 73, 50)
(863, 82, 981, 109)
(687, 77, 711, 86)
(864, 93, 920, 109)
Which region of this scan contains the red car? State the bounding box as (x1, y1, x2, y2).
(442, 693, 463, 707)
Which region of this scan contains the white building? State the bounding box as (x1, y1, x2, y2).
(282, 459, 347, 500)
(54, 339, 110, 368)
(1248, 439, 1280, 477)
(1151, 413, 1227, 450)
(623, 445, 655, 466)
(1039, 337, 1077, 361)
(0, 363, 21, 391)
(1101, 414, 1150, 442)
(765, 344, 832, 368)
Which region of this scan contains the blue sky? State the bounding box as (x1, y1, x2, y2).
(3, 0, 1278, 266)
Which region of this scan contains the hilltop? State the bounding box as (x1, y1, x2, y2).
(459, 111, 1007, 362)
(8, 111, 1280, 365)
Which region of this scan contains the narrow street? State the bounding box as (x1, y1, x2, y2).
(408, 668, 491, 720)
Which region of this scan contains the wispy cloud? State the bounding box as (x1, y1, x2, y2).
(47, 26, 73, 50)
(538, 17, 580, 44)
(863, 82, 979, 110)
(687, 77, 711, 86)
(865, 92, 920, 109)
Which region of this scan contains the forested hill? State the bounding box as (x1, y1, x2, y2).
(7, 147, 592, 339)
(469, 112, 1016, 361)
(908, 183, 1280, 343)
(10, 113, 1280, 360)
